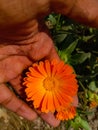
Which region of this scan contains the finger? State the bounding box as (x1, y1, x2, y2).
(37, 111, 60, 127)
(72, 95, 78, 107)
(45, 45, 60, 61)
(0, 55, 32, 83)
(0, 83, 37, 120)
(9, 75, 23, 94)
(9, 75, 26, 100)
(28, 32, 60, 61)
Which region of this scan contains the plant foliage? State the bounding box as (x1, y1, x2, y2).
(45, 13, 98, 130)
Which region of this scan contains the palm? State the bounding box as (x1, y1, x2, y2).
(0, 32, 59, 87)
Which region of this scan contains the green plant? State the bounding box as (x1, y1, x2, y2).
(45, 13, 98, 130)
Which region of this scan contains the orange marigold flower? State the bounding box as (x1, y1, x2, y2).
(56, 106, 76, 120)
(89, 101, 98, 109)
(23, 59, 78, 120)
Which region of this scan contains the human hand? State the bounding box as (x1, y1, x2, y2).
(0, 31, 61, 127)
(0, 0, 79, 127)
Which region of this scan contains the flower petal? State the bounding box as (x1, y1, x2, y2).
(56, 106, 76, 120)
(29, 67, 44, 78)
(47, 91, 55, 112)
(41, 93, 49, 113)
(37, 61, 47, 76)
(45, 60, 51, 77)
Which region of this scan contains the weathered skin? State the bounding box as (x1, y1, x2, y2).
(0, 0, 98, 127)
(0, 0, 98, 28)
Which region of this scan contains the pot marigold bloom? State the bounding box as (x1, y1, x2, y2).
(23, 59, 78, 120)
(89, 101, 98, 109)
(56, 106, 76, 120)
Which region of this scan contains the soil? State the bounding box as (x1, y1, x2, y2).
(0, 106, 98, 130)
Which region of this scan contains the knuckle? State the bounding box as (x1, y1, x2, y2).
(0, 92, 13, 106)
(0, 83, 13, 105)
(15, 102, 24, 113)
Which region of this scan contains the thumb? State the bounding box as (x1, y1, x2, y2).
(27, 32, 60, 61)
(45, 45, 60, 61)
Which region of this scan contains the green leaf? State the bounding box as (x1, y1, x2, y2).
(88, 81, 97, 91)
(48, 14, 56, 25)
(64, 40, 78, 55)
(71, 120, 80, 130)
(71, 52, 91, 65)
(73, 116, 91, 130)
(79, 118, 91, 130)
(54, 33, 67, 43)
(58, 40, 78, 63)
(78, 52, 91, 63)
(58, 50, 68, 63)
(83, 35, 94, 42)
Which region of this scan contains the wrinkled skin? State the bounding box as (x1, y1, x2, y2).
(0, 0, 98, 127)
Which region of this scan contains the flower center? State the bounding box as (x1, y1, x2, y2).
(43, 77, 58, 91)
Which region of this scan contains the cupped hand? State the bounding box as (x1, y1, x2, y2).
(0, 32, 60, 127)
